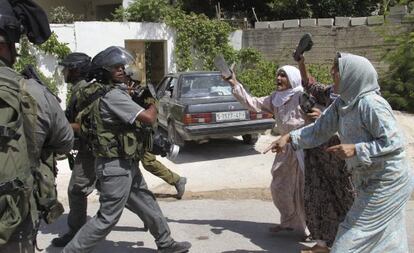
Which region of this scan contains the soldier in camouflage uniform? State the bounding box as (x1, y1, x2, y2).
(52, 53, 96, 247)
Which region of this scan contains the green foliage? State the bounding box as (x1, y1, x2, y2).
(49, 6, 83, 24)
(175, 0, 384, 21)
(307, 64, 333, 85)
(116, 0, 235, 71)
(306, 0, 381, 18)
(166, 12, 235, 71)
(112, 0, 179, 22)
(14, 38, 36, 73)
(380, 29, 414, 112)
(15, 34, 71, 95)
(37, 32, 71, 59)
(237, 60, 278, 97)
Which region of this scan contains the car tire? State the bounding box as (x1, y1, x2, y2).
(242, 134, 259, 145)
(168, 121, 185, 148)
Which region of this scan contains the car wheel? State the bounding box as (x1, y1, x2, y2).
(242, 134, 259, 145)
(168, 121, 184, 147)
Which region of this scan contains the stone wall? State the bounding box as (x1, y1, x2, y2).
(245, 5, 414, 72)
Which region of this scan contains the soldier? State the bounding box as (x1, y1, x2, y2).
(141, 151, 187, 199)
(0, 0, 73, 252)
(51, 53, 96, 247)
(62, 46, 191, 253)
(124, 75, 187, 199)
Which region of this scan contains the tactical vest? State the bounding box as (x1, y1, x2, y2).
(76, 82, 147, 159)
(0, 64, 64, 245)
(0, 66, 38, 244)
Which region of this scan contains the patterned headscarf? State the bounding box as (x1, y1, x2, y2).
(337, 53, 380, 114)
(272, 65, 303, 108)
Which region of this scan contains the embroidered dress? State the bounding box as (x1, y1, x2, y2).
(290, 54, 414, 252)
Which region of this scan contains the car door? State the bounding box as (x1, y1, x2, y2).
(157, 76, 178, 128)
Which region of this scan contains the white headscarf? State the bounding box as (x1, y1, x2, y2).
(272, 65, 303, 108)
(337, 53, 380, 114)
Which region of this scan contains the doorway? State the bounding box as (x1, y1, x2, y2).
(124, 40, 167, 86)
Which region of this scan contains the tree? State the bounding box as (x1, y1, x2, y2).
(307, 0, 381, 17)
(380, 25, 414, 112)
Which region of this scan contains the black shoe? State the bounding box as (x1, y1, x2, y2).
(293, 33, 313, 61)
(51, 233, 74, 247)
(158, 241, 192, 253)
(174, 177, 187, 200)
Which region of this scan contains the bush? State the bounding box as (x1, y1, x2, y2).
(15, 34, 71, 95)
(380, 28, 414, 112)
(49, 6, 83, 24)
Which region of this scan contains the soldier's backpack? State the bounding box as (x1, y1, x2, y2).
(0, 67, 36, 245)
(0, 67, 63, 245)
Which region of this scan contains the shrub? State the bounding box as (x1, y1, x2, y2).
(380, 27, 414, 112)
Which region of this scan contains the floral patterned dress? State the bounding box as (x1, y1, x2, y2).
(303, 82, 355, 246)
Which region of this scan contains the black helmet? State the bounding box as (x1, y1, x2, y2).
(59, 52, 91, 70)
(92, 46, 134, 70)
(0, 0, 22, 43)
(59, 52, 91, 80)
(0, 0, 51, 44)
(90, 46, 134, 83)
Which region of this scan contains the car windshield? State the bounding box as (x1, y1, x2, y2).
(180, 75, 232, 98)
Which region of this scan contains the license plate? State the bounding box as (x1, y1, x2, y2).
(216, 111, 246, 122)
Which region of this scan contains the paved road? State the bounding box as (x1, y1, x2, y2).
(37, 134, 414, 252)
(37, 200, 414, 253)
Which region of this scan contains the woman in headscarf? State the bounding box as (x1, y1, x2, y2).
(266, 53, 414, 252)
(225, 65, 307, 237)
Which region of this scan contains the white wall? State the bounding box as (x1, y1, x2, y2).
(73, 22, 176, 73)
(37, 22, 241, 104)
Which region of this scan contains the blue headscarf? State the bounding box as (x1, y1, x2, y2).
(337, 53, 380, 114)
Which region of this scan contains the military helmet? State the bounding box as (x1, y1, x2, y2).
(90, 46, 134, 83)
(0, 0, 51, 44)
(0, 0, 22, 43)
(59, 52, 91, 70)
(92, 46, 134, 70)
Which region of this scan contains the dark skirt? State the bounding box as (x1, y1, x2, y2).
(304, 136, 356, 246)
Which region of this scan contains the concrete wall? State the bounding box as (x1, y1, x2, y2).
(245, 22, 412, 72)
(249, 6, 414, 71)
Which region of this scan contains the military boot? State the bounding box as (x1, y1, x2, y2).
(174, 177, 187, 199)
(51, 232, 75, 247)
(158, 241, 191, 253)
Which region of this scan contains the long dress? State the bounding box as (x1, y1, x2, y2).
(290, 93, 414, 252)
(232, 82, 307, 235)
(303, 82, 355, 246)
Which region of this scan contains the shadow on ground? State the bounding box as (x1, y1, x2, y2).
(171, 137, 261, 164)
(37, 215, 154, 253)
(168, 218, 306, 253)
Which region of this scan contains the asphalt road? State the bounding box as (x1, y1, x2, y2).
(36, 134, 414, 252)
